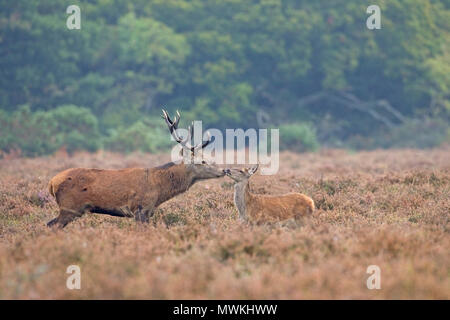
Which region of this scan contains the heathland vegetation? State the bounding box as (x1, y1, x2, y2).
(0, 148, 448, 298)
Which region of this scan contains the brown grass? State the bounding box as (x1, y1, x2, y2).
(0, 148, 449, 299)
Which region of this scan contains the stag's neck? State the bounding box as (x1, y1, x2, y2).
(234, 181, 250, 221)
(153, 163, 195, 205)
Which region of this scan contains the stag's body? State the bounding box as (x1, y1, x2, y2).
(225, 166, 314, 223)
(47, 110, 223, 228)
(47, 162, 223, 228)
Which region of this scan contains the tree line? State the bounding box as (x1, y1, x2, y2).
(0, 0, 449, 156)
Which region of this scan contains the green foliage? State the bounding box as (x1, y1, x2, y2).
(386, 118, 450, 149)
(103, 118, 173, 154)
(0, 107, 174, 156)
(43, 105, 101, 153)
(279, 123, 319, 152)
(0, 105, 100, 156)
(0, 0, 449, 154)
(348, 117, 450, 149)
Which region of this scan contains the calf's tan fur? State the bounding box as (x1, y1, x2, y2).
(224, 165, 314, 223)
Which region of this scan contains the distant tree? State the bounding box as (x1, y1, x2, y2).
(0, 0, 448, 153)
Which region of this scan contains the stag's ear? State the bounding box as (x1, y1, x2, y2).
(248, 164, 259, 175)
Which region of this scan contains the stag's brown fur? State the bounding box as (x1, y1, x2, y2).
(47, 109, 224, 228)
(225, 166, 314, 223)
(47, 162, 224, 228)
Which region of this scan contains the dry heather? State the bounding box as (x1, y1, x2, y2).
(0, 148, 449, 299)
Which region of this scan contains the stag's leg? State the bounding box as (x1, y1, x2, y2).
(134, 205, 155, 223)
(46, 217, 59, 227)
(282, 218, 298, 228)
(47, 207, 85, 229)
(118, 206, 134, 218)
(134, 205, 143, 223)
(142, 207, 155, 223)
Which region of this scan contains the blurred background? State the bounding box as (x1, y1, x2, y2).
(0, 0, 449, 157)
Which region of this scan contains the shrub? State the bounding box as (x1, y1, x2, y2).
(162, 212, 187, 227)
(41, 105, 101, 153)
(0, 105, 101, 156)
(347, 117, 450, 150)
(278, 123, 319, 152)
(103, 118, 173, 153)
(385, 118, 449, 149)
(0, 106, 178, 157)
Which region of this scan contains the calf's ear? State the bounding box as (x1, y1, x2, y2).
(248, 164, 259, 175)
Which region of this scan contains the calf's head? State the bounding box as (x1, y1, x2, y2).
(223, 164, 259, 182)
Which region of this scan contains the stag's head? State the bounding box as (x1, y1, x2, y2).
(189, 160, 224, 179)
(162, 109, 224, 180)
(223, 164, 259, 182)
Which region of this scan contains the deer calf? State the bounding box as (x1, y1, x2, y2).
(47, 110, 224, 228)
(223, 165, 314, 223)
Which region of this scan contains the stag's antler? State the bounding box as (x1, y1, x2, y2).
(162, 109, 213, 157)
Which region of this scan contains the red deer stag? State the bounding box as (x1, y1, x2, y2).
(47, 110, 224, 228)
(223, 165, 314, 223)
